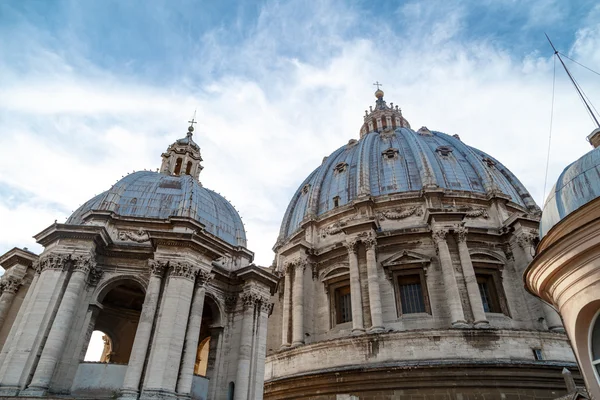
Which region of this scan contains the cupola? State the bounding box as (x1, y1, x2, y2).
(360, 84, 411, 138)
(160, 120, 203, 180)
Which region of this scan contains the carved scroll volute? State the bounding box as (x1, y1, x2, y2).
(344, 238, 358, 254)
(149, 260, 168, 278)
(516, 230, 538, 249)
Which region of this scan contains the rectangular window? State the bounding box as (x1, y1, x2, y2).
(533, 348, 544, 361)
(398, 274, 426, 314)
(334, 285, 352, 324)
(477, 273, 502, 313)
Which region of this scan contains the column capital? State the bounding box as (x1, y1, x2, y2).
(362, 233, 377, 250)
(283, 256, 307, 272)
(0, 276, 22, 294)
(196, 269, 214, 288)
(432, 227, 449, 243)
(455, 225, 468, 243)
(259, 301, 274, 315)
(148, 259, 168, 277)
(516, 230, 538, 249)
(72, 255, 95, 274)
(169, 261, 198, 281)
(224, 295, 238, 313)
(36, 253, 70, 274)
(241, 291, 268, 310)
(344, 238, 359, 254)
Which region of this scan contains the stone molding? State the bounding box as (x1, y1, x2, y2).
(148, 260, 168, 277)
(196, 269, 214, 287)
(169, 261, 197, 280)
(455, 225, 468, 243)
(432, 227, 449, 243)
(0, 276, 22, 294)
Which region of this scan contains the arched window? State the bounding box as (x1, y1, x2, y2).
(590, 311, 600, 380)
(85, 330, 112, 362)
(185, 161, 193, 175)
(174, 158, 183, 175)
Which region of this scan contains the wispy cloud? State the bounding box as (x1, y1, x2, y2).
(1, 0, 599, 266)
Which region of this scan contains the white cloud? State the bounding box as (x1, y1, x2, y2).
(0, 1, 599, 266)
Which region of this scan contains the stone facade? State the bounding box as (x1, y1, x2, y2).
(0, 126, 277, 400)
(265, 92, 579, 399)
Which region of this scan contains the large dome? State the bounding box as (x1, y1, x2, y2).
(540, 135, 600, 238)
(279, 127, 537, 240)
(68, 171, 246, 247)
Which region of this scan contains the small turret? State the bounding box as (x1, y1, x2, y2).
(160, 118, 204, 180)
(360, 83, 410, 138)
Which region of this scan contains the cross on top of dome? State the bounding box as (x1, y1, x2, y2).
(360, 84, 411, 137)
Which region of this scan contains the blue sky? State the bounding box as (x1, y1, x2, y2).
(1, 0, 599, 266)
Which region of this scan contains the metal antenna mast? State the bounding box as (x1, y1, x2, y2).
(545, 33, 600, 128)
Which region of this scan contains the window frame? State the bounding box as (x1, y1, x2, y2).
(392, 268, 431, 317)
(328, 279, 352, 328)
(589, 309, 600, 384)
(474, 267, 510, 317)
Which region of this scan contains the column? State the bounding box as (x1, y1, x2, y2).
(24, 255, 94, 396)
(0, 254, 67, 396)
(345, 239, 364, 333)
(141, 262, 197, 398)
(291, 258, 306, 346)
(252, 301, 272, 400)
(234, 292, 258, 400)
(0, 277, 22, 328)
(364, 236, 383, 332)
(455, 226, 489, 327)
(516, 231, 564, 331)
(432, 228, 467, 327)
(176, 270, 213, 396)
(119, 260, 166, 400)
(280, 266, 292, 349)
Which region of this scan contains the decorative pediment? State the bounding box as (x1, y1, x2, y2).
(470, 250, 506, 266)
(381, 250, 432, 268)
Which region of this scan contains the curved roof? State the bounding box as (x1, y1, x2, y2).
(67, 171, 246, 247)
(540, 146, 600, 238)
(279, 128, 537, 241)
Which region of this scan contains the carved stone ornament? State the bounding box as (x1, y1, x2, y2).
(196, 270, 214, 287)
(516, 230, 538, 249)
(260, 301, 274, 315)
(118, 228, 150, 243)
(378, 206, 423, 221)
(148, 260, 168, 277)
(431, 227, 449, 243)
(88, 267, 104, 286)
(73, 255, 96, 274)
(362, 232, 377, 250)
(224, 295, 238, 313)
(241, 291, 270, 310)
(455, 225, 468, 243)
(283, 256, 308, 272)
(37, 253, 71, 273)
(169, 262, 197, 280)
(0, 277, 22, 294)
(344, 238, 359, 254)
(321, 220, 348, 237)
(464, 208, 489, 219)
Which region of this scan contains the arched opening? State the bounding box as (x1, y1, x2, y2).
(84, 330, 112, 362)
(174, 158, 183, 175)
(591, 311, 600, 382)
(185, 161, 193, 175)
(194, 299, 217, 377)
(86, 280, 145, 364)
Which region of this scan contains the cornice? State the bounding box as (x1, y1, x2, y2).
(34, 223, 111, 248)
(0, 247, 38, 270)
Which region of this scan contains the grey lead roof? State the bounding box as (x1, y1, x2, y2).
(67, 171, 246, 247)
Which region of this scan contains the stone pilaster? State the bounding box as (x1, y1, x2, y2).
(234, 292, 262, 400)
(0, 277, 22, 328)
(119, 260, 167, 400)
(345, 238, 364, 334)
(24, 255, 95, 396)
(253, 301, 273, 400)
(280, 267, 292, 349)
(176, 269, 213, 397)
(141, 261, 197, 399)
(291, 258, 306, 346)
(364, 235, 383, 332)
(432, 228, 467, 328)
(517, 231, 564, 332)
(455, 226, 489, 327)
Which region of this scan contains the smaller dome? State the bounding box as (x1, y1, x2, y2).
(67, 171, 246, 247)
(540, 146, 600, 237)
